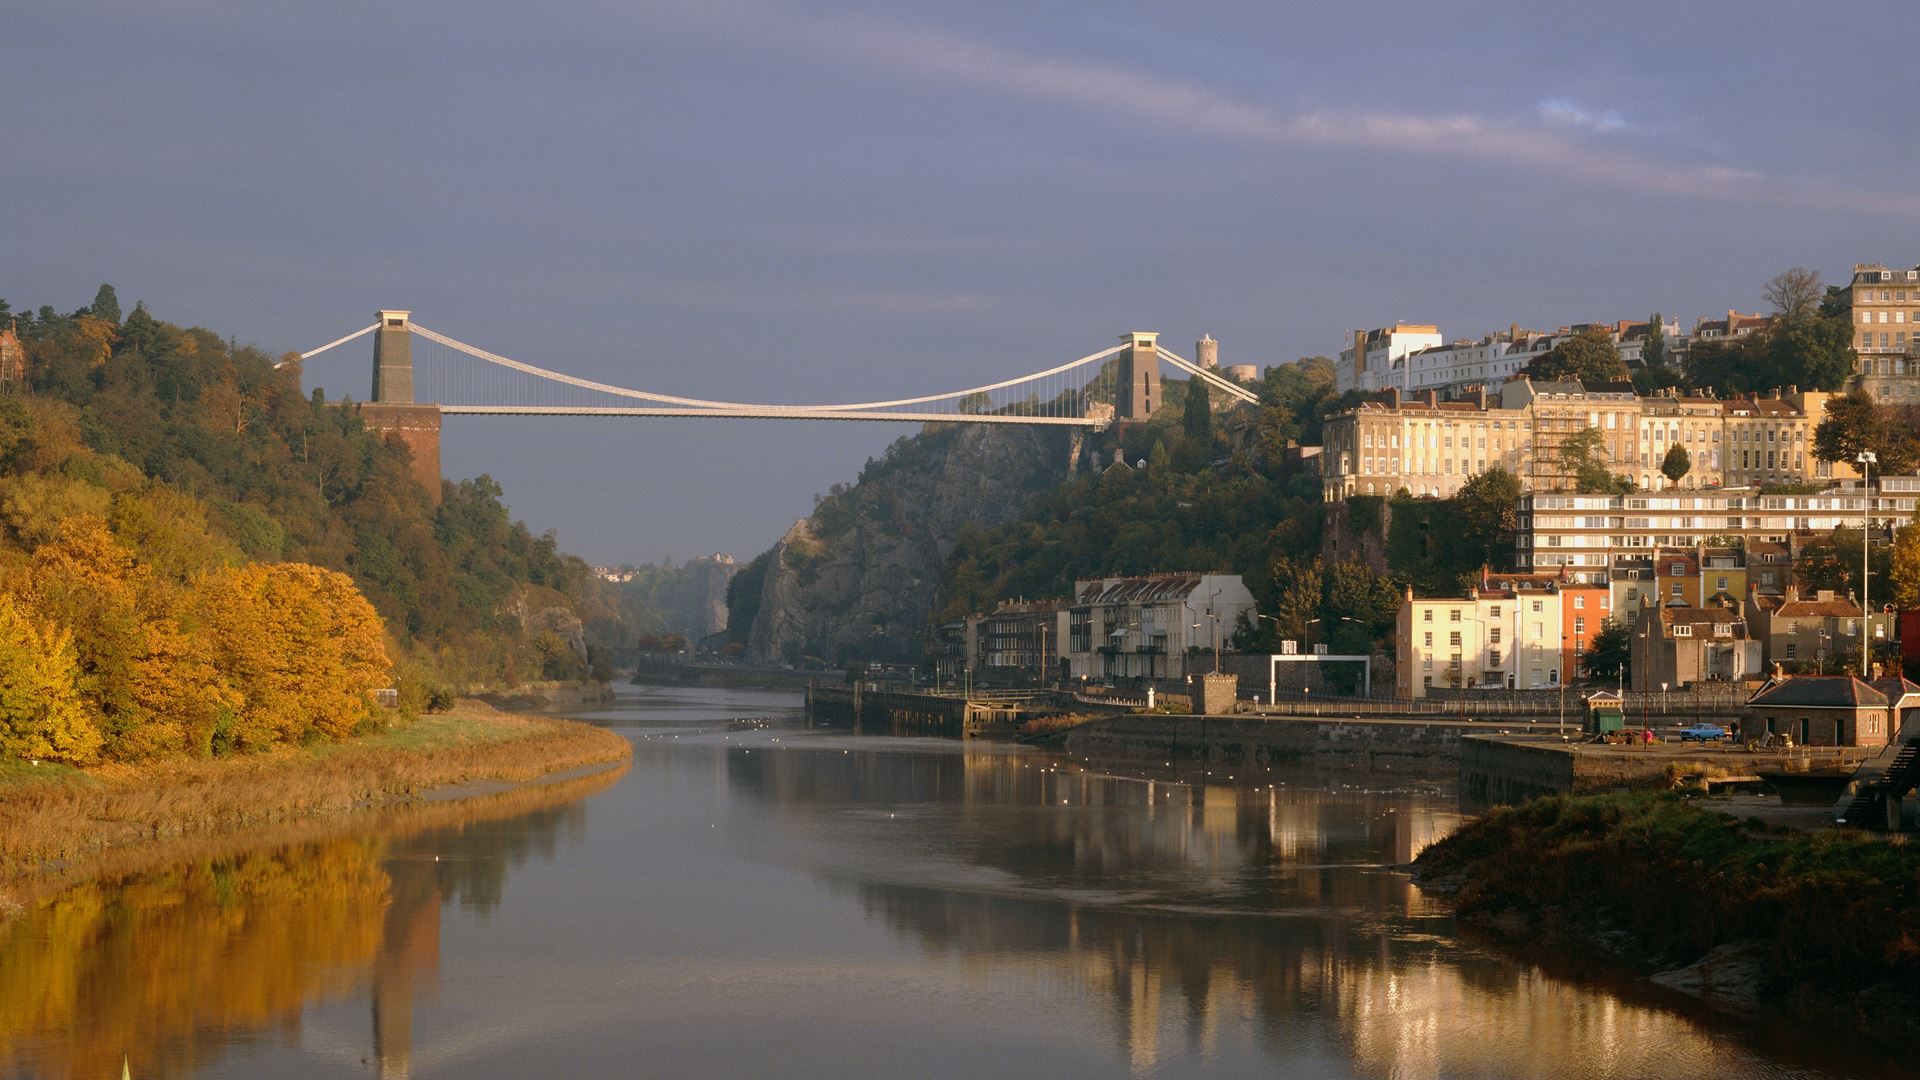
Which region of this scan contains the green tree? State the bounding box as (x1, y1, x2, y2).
(1584, 618, 1631, 680)
(1558, 427, 1630, 493)
(1182, 376, 1214, 446)
(89, 284, 121, 326)
(1269, 556, 1323, 644)
(1641, 313, 1668, 370)
(1890, 516, 1920, 613)
(1813, 390, 1920, 476)
(1660, 444, 1691, 485)
(1523, 327, 1628, 384)
(1456, 466, 1523, 566)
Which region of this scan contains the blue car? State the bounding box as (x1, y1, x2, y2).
(1676, 723, 1731, 742)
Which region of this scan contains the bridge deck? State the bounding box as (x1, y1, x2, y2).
(438, 405, 1103, 425)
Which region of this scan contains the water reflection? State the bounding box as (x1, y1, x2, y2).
(0, 767, 620, 1080)
(721, 743, 1887, 1079)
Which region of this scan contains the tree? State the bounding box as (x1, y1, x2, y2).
(1182, 377, 1214, 446)
(1523, 327, 1628, 384)
(1813, 390, 1920, 476)
(1584, 618, 1631, 680)
(1660, 444, 1691, 484)
(1641, 313, 1668, 371)
(0, 594, 101, 764)
(957, 391, 991, 415)
(1763, 267, 1823, 326)
(89, 284, 121, 326)
(1457, 466, 1523, 565)
(1558, 427, 1630, 493)
(1268, 556, 1323, 644)
(1890, 517, 1920, 613)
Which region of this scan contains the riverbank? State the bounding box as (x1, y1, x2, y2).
(1411, 791, 1920, 1042)
(0, 699, 631, 890)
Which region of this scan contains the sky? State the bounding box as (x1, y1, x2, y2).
(6, 1, 1917, 564)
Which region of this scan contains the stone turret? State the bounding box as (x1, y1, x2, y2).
(1117, 331, 1161, 421)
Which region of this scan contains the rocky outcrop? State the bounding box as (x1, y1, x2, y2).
(745, 424, 1071, 665)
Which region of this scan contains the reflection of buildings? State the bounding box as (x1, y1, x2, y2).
(722, 744, 1785, 1077)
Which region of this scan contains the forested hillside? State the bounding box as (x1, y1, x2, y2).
(0, 287, 625, 763)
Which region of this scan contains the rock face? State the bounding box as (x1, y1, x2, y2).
(745, 424, 1071, 665)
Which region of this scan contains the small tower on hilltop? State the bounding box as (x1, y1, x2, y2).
(1197, 333, 1219, 370)
(371, 309, 413, 404)
(0, 320, 25, 391)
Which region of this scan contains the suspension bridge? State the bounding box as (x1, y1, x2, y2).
(289, 311, 1258, 427)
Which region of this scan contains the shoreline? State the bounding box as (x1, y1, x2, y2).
(1410, 791, 1920, 1046)
(0, 699, 632, 900)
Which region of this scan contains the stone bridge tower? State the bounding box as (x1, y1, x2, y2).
(358, 309, 443, 503)
(1117, 331, 1161, 421)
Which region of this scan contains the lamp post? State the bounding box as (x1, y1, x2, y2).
(1857, 449, 1877, 676)
(1558, 633, 1568, 738)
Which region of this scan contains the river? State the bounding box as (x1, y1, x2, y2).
(1, 684, 1903, 1079)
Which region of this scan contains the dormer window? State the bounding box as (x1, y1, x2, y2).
(1672, 624, 1693, 637)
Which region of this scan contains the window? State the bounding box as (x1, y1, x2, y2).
(1531, 601, 1543, 613)
(1714, 623, 1732, 636)
(1488, 605, 1502, 618)
(1716, 576, 1728, 590)
(1489, 649, 1503, 666)
(1672, 624, 1693, 636)
(1449, 631, 1462, 647)
(1785, 643, 1797, 660)
(1449, 610, 1461, 622)
(1574, 596, 1585, 609)
(1671, 583, 1683, 597)
(1574, 616, 1585, 634)
(1490, 627, 1502, 644)
(1423, 610, 1432, 622)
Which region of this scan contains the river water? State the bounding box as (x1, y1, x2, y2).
(2, 684, 1903, 1079)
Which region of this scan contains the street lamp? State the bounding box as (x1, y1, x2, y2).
(1857, 449, 1877, 677)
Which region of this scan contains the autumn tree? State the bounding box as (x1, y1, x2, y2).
(193, 562, 391, 750)
(1889, 518, 1920, 613)
(1764, 267, 1823, 326)
(0, 594, 101, 764)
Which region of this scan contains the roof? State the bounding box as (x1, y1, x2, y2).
(1748, 675, 1889, 709)
(1657, 607, 1745, 633)
(1075, 574, 1209, 605)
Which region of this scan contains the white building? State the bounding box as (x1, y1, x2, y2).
(1395, 585, 1565, 698)
(1520, 482, 1920, 571)
(1065, 573, 1256, 682)
(1337, 323, 1444, 393)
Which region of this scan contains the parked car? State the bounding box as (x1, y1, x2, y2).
(1676, 723, 1732, 742)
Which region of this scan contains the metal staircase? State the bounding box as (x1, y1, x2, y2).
(1837, 737, 1920, 828)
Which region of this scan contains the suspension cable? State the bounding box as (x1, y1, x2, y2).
(274, 323, 380, 368)
(406, 322, 1125, 413)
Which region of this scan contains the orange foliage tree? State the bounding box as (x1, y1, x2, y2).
(192, 563, 392, 749)
(0, 593, 101, 764)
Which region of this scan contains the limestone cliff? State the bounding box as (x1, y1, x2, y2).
(744, 424, 1073, 665)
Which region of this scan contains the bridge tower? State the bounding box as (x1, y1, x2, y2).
(359, 309, 443, 503)
(1117, 331, 1161, 421)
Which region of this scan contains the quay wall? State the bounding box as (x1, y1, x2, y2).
(1056, 714, 1515, 777)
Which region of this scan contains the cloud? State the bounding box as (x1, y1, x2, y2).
(1537, 98, 1635, 135)
(673, 2, 1915, 222)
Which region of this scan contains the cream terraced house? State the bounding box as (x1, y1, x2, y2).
(1846, 262, 1920, 399)
(1322, 382, 1849, 502)
(1394, 584, 1564, 698)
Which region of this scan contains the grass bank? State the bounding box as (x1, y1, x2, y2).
(1412, 792, 1920, 1037)
(0, 700, 631, 886)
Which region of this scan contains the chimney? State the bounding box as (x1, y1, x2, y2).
(1386, 386, 1400, 409)
(1421, 388, 1439, 407)
(1471, 387, 1486, 410)
(1786, 585, 1799, 602)
(1510, 322, 1521, 342)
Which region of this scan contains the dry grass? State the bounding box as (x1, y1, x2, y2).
(0, 699, 630, 885)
